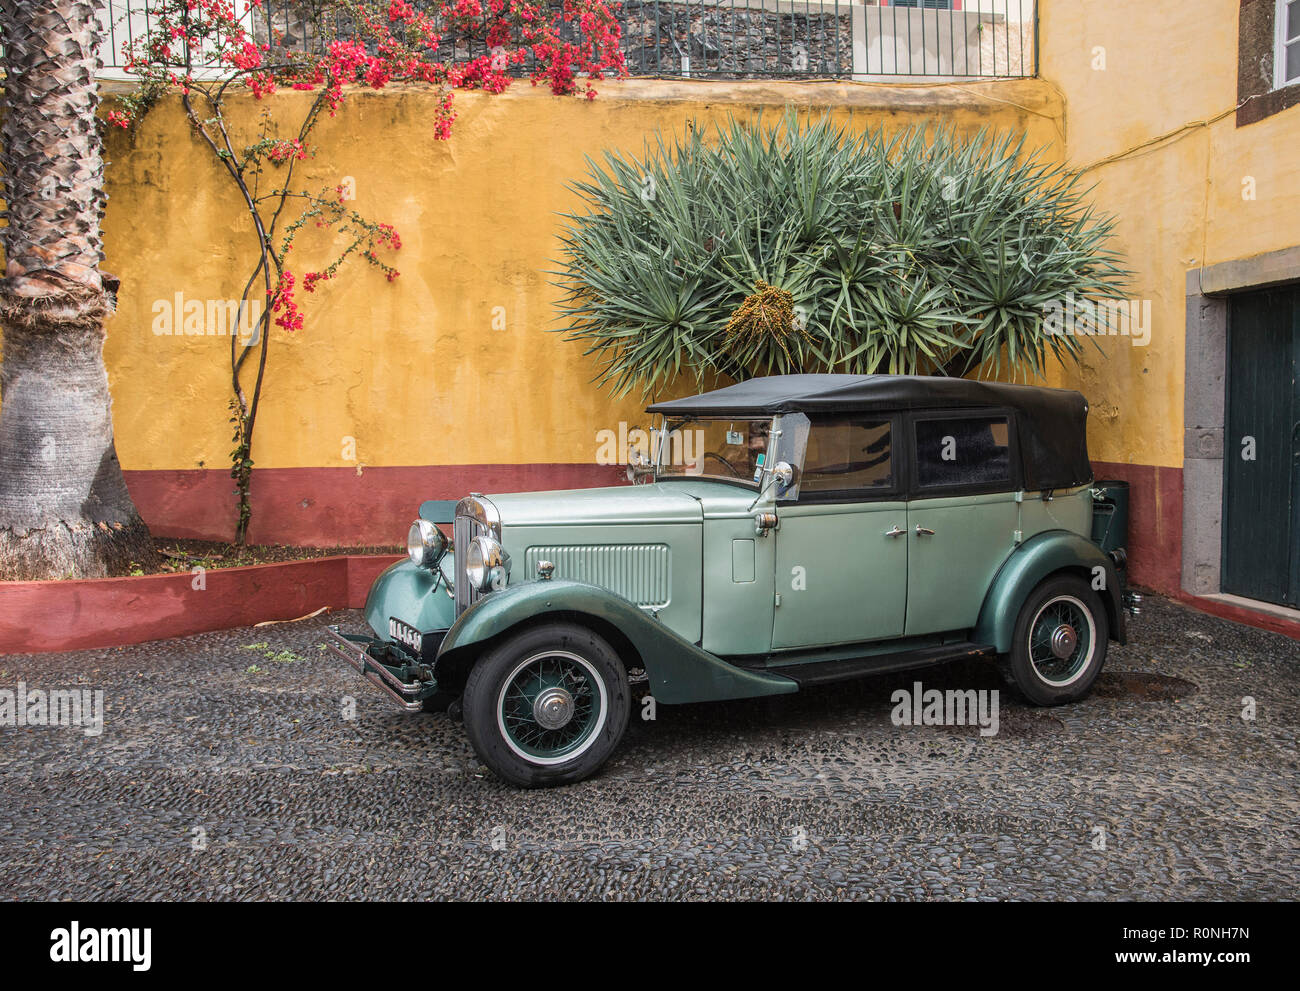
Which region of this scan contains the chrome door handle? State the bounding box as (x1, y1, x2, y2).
(914, 525, 936, 537)
(884, 525, 906, 538)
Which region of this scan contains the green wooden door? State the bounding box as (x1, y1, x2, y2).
(1223, 286, 1300, 605)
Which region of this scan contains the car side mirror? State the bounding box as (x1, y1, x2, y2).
(747, 458, 796, 512)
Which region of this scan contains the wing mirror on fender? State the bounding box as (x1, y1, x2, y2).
(627, 440, 655, 484)
(747, 458, 796, 513)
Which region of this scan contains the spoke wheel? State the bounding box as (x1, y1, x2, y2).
(1007, 575, 1109, 706)
(463, 622, 630, 788)
(497, 650, 606, 764)
(1027, 594, 1095, 687)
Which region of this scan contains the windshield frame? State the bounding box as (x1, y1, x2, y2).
(650, 414, 779, 489)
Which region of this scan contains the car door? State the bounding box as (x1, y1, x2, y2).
(771, 414, 908, 650)
(905, 411, 1021, 637)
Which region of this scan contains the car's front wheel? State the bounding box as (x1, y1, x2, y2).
(462, 622, 629, 787)
(420, 691, 458, 714)
(1006, 575, 1109, 706)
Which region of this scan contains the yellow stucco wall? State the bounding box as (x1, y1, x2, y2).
(44, 0, 1293, 482)
(96, 78, 1062, 473)
(1037, 0, 1300, 469)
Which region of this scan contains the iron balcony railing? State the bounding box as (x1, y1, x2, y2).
(95, 0, 1037, 80)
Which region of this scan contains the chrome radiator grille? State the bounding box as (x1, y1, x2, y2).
(453, 495, 503, 617)
(453, 512, 489, 616)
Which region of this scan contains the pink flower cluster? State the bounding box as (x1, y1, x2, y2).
(267, 138, 307, 163)
(271, 271, 303, 331)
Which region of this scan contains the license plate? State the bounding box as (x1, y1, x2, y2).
(388, 617, 423, 654)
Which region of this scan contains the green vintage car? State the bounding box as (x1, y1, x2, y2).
(328, 374, 1138, 787)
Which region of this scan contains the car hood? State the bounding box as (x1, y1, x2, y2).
(485, 484, 708, 526)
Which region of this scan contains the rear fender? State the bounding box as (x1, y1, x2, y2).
(974, 530, 1126, 653)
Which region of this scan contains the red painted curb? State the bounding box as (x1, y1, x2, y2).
(1172, 591, 1300, 642)
(0, 554, 401, 655)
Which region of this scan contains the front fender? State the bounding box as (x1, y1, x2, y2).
(363, 559, 457, 642)
(973, 530, 1126, 653)
(436, 579, 797, 704)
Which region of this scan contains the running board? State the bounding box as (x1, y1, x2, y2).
(756, 642, 998, 689)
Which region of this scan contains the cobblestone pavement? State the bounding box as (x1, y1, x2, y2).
(1, 594, 1296, 900)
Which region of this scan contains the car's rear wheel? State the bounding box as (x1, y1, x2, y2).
(1007, 575, 1109, 706)
(462, 622, 629, 787)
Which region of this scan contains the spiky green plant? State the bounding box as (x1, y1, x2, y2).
(552, 112, 1131, 399)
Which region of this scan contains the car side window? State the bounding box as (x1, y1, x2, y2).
(914, 415, 1011, 489)
(798, 417, 894, 499)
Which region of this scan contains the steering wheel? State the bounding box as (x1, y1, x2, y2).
(704, 452, 744, 477)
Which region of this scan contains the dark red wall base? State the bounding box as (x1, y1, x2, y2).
(0, 555, 400, 655)
(127, 460, 1188, 589)
(1090, 460, 1183, 596)
(124, 463, 628, 546)
(129, 459, 1190, 576)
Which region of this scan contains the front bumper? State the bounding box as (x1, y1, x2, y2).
(325, 625, 439, 712)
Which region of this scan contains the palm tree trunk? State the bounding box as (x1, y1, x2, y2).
(0, 0, 156, 579)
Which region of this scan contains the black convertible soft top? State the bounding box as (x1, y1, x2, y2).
(646, 374, 1092, 492)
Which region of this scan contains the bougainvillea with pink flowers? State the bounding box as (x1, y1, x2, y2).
(112, 0, 626, 542)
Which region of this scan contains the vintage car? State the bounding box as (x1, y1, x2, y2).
(328, 374, 1138, 787)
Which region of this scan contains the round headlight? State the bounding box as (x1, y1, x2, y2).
(465, 535, 489, 589)
(406, 519, 447, 569)
(466, 535, 509, 591)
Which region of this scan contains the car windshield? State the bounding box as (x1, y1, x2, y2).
(654, 417, 773, 485)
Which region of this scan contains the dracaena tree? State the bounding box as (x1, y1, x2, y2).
(0, 0, 159, 580)
(111, 0, 625, 542)
(553, 113, 1131, 399)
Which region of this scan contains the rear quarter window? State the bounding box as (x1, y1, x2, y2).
(914, 415, 1011, 489)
